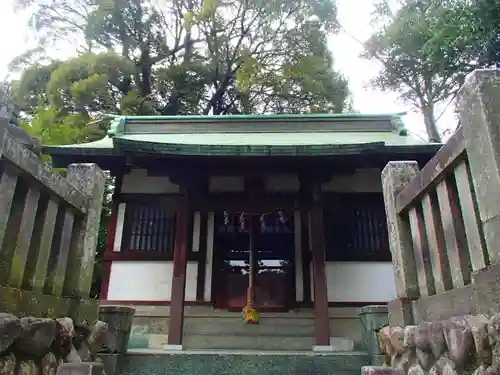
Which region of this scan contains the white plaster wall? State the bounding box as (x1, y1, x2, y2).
(192, 211, 201, 252)
(107, 261, 198, 301)
(208, 174, 301, 192)
(204, 212, 215, 302)
(113, 203, 126, 252)
(265, 174, 300, 192)
(209, 176, 244, 192)
(121, 169, 180, 194)
(321, 168, 382, 192)
(294, 210, 303, 301)
(121, 169, 382, 194)
(325, 262, 397, 302)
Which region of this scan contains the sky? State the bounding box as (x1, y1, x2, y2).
(0, 0, 457, 140)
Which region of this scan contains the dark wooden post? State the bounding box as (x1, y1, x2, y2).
(299, 173, 331, 350)
(167, 200, 189, 349)
(167, 173, 197, 350)
(310, 183, 330, 349)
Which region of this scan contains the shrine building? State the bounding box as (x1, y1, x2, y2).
(45, 114, 440, 353)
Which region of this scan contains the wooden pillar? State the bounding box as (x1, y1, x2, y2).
(167, 201, 189, 349)
(309, 183, 330, 349)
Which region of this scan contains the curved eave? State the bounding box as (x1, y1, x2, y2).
(113, 137, 442, 157)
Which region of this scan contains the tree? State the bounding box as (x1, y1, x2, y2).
(13, 0, 354, 297)
(362, 0, 500, 142)
(12, 0, 351, 116)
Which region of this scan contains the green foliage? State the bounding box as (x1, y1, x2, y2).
(21, 107, 84, 146)
(362, 0, 500, 141)
(12, 0, 351, 116)
(10, 61, 62, 113)
(46, 52, 135, 114)
(11, 0, 356, 298)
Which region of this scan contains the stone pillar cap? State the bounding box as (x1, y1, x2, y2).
(99, 305, 136, 314)
(358, 305, 389, 315)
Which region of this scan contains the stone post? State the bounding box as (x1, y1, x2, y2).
(56, 363, 104, 375)
(63, 163, 106, 298)
(457, 69, 500, 265)
(98, 305, 135, 375)
(358, 305, 389, 365)
(381, 162, 420, 299)
(382, 161, 420, 326)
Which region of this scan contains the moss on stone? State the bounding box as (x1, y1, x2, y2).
(0, 285, 98, 323)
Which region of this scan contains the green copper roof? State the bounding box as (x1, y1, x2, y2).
(44, 113, 441, 157)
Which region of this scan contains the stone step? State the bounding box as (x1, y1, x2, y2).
(182, 334, 316, 351)
(112, 351, 370, 375)
(182, 334, 355, 351)
(183, 306, 316, 318)
(184, 319, 315, 336)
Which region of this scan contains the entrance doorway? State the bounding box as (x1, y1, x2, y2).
(213, 210, 295, 311)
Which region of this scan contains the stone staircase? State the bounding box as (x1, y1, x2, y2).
(118, 351, 369, 375)
(184, 309, 317, 350)
(128, 306, 358, 352)
(109, 305, 369, 375)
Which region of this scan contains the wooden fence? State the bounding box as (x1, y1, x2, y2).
(0, 120, 105, 323)
(382, 69, 500, 325)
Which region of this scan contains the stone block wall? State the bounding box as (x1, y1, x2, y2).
(370, 310, 500, 375)
(0, 312, 108, 375)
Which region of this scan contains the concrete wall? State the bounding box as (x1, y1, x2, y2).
(109, 168, 395, 304)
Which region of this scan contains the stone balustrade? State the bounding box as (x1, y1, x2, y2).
(0, 117, 105, 324)
(381, 69, 500, 328)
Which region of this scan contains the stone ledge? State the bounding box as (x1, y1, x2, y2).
(163, 344, 183, 352)
(57, 362, 104, 375)
(399, 263, 500, 324)
(362, 366, 404, 375)
(411, 284, 475, 323)
(0, 284, 99, 324)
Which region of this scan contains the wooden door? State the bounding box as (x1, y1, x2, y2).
(213, 211, 295, 311)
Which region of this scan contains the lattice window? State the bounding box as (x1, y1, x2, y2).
(122, 202, 177, 253)
(323, 193, 390, 261)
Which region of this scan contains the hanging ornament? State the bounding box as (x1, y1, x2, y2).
(260, 213, 268, 232)
(239, 212, 246, 231)
(277, 209, 286, 225)
(223, 210, 230, 226)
